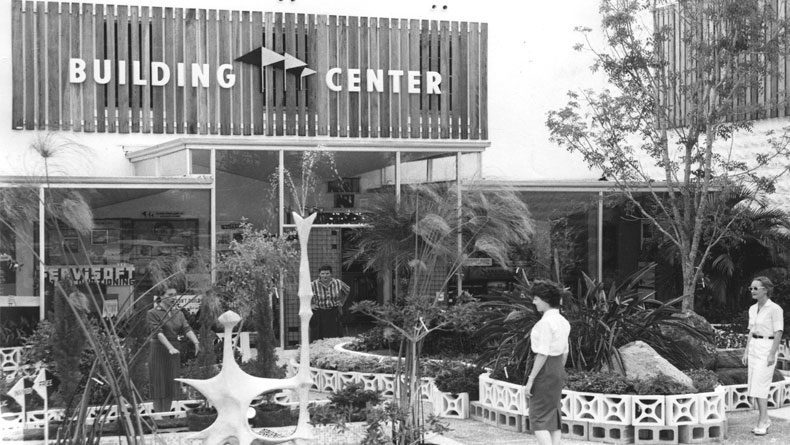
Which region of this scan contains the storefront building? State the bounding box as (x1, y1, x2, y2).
(1, 0, 652, 347)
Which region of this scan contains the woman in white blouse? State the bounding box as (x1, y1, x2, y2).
(525, 281, 571, 445)
(741, 276, 784, 436)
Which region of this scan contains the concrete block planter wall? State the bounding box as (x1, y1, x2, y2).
(665, 394, 699, 426)
(631, 395, 666, 426)
(571, 391, 604, 423)
(599, 394, 633, 425)
(697, 389, 726, 424)
(434, 391, 470, 419)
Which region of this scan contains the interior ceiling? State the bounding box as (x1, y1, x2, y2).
(214, 150, 398, 182)
(84, 188, 166, 209)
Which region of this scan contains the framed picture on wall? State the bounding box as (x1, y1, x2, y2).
(92, 229, 109, 245)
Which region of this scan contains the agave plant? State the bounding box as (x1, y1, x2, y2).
(476, 263, 708, 382)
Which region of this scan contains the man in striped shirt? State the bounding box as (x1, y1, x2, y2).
(310, 264, 350, 340)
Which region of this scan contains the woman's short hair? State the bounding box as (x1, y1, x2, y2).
(753, 276, 774, 298)
(530, 280, 566, 308)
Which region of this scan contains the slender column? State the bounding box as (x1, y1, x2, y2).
(456, 152, 462, 300)
(210, 148, 216, 284)
(279, 150, 285, 349)
(39, 187, 45, 320)
(598, 191, 604, 282)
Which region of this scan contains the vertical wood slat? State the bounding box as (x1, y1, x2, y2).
(184, 8, 198, 134)
(47, 2, 60, 130)
(359, 17, 369, 138)
(479, 22, 488, 140)
(430, 20, 440, 139)
(389, 18, 401, 138)
(338, 16, 349, 137)
(207, 9, 219, 134)
(274, 12, 284, 136)
(369, 17, 380, 138)
(162, 7, 173, 133)
(306, 13, 317, 136)
(80, 3, 95, 131)
(117, 5, 129, 133)
(130, 6, 140, 133)
(218, 9, 231, 135)
(140, 6, 152, 133)
(13, 4, 487, 140)
(253, 11, 265, 135)
(296, 13, 307, 136)
(439, 20, 450, 139)
(285, 13, 297, 135)
(379, 18, 390, 138)
(11, 0, 24, 129)
(94, 3, 106, 132)
(37, 2, 47, 129)
(459, 21, 469, 139)
(240, 11, 251, 136)
(420, 20, 429, 138)
(230, 10, 241, 135)
(328, 15, 339, 137)
(23, 1, 35, 130)
(174, 8, 184, 133)
(151, 7, 163, 133)
(408, 19, 420, 138)
(264, 11, 274, 136)
(197, 9, 208, 134)
(450, 21, 460, 139)
(59, 2, 72, 130)
(315, 14, 328, 135)
(347, 16, 359, 138)
(468, 22, 479, 140)
(399, 18, 410, 139)
(69, 2, 80, 131)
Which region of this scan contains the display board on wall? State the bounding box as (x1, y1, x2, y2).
(11, 0, 488, 140)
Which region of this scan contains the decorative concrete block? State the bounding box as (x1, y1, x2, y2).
(779, 380, 790, 407)
(434, 391, 470, 419)
(632, 395, 666, 426)
(491, 377, 527, 414)
(572, 391, 603, 422)
(521, 415, 533, 434)
(666, 394, 699, 426)
(561, 419, 589, 441)
(420, 377, 437, 402)
(479, 373, 495, 407)
(560, 390, 572, 420)
(469, 401, 487, 421)
(600, 394, 633, 425)
(318, 369, 340, 393)
(308, 368, 320, 390)
(377, 374, 397, 397)
(337, 371, 359, 388)
(634, 424, 678, 444)
(357, 372, 379, 392)
(678, 421, 727, 443)
(697, 390, 726, 424)
(767, 382, 782, 408)
(725, 384, 752, 411)
(588, 422, 635, 444)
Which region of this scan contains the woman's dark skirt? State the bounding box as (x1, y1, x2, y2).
(149, 340, 182, 402)
(529, 354, 566, 431)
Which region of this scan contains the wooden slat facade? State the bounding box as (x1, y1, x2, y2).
(11, 0, 488, 140)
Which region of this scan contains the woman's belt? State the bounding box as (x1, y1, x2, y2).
(752, 334, 775, 339)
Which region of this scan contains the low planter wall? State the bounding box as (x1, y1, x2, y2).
(475, 373, 733, 443)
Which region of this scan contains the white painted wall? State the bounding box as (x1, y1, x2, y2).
(0, 0, 607, 181)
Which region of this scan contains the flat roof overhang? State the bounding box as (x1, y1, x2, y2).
(469, 180, 680, 193)
(125, 137, 490, 162)
(0, 175, 212, 188)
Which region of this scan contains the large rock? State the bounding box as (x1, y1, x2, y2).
(659, 311, 718, 370)
(606, 341, 694, 388)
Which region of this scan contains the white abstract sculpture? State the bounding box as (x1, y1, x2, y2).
(178, 212, 317, 445)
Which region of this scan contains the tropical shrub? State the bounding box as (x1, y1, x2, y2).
(565, 371, 634, 395)
(632, 375, 694, 396)
(309, 383, 383, 426)
(684, 369, 721, 393)
(476, 264, 707, 383)
(433, 363, 486, 399)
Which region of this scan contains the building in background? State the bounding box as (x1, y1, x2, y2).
(0, 0, 655, 347)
